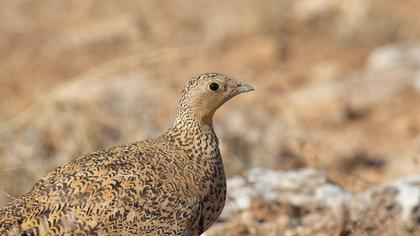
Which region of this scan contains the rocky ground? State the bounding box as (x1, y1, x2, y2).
(207, 168, 420, 235)
(1, 0, 420, 235)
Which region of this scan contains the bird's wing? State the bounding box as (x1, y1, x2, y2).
(0, 142, 143, 233)
(0, 141, 202, 235)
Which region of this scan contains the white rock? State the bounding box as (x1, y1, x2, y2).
(394, 176, 420, 221)
(367, 44, 420, 71)
(222, 168, 420, 227)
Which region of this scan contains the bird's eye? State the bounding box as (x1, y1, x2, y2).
(209, 83, 219, 91)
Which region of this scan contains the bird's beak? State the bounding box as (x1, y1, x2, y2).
(234, 82, 254, 94)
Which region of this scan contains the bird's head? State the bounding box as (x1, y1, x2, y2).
(174, 73, 254, 126)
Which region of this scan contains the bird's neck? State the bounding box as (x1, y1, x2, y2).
(172, 106, 215, 131)
(162, 111, 219, 156)
(169, 118, 217, 144)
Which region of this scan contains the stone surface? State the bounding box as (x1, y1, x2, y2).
(206, 168, 420, 235)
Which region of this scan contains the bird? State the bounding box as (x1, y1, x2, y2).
(0, 72, 254, 235)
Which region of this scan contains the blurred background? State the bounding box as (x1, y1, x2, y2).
(1, 0, 420, 235)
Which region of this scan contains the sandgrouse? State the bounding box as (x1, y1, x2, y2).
(0, 73, 254, 235)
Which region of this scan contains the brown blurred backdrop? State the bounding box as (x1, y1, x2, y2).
(1, 0, 420, 232)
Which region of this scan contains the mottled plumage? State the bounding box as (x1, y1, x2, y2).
(0, 73, 254, 235)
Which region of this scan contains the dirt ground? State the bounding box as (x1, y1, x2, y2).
(1, 0, 420, 235)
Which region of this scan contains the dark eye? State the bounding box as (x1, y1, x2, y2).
(209, 83, 219, 91)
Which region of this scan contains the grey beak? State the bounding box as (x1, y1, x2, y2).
(235, 82, 254, 93)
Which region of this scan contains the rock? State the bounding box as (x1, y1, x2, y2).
(367, 44, 420, 72)
(348, 175, 420, 235)
(209, 168, 349, 236)
(206, 168, 420, 236)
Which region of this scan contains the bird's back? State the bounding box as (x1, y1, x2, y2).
(0, 139, 210, 235)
